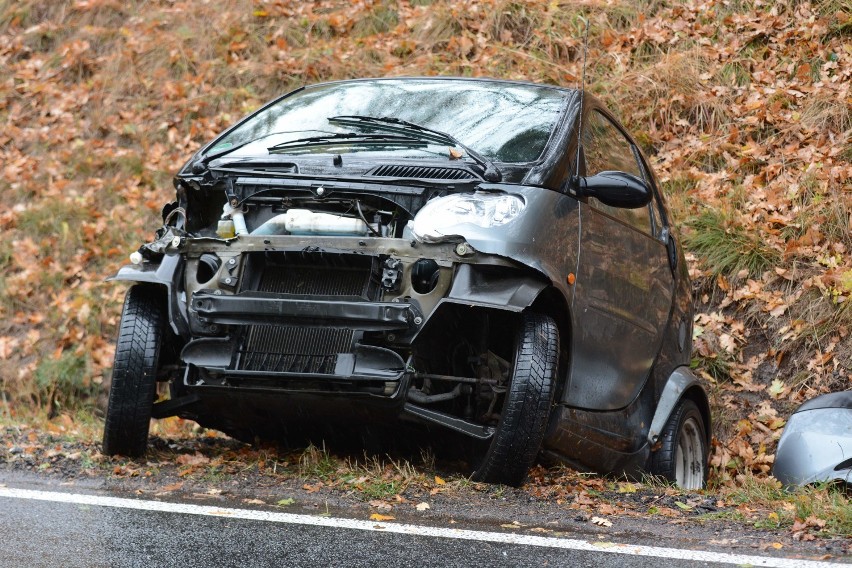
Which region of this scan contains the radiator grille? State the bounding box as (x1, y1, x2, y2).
(257, 263, 368, 296)
(237, 326, 353, 373)
(237, 253, 372, 374)
(246, 253, 376, 298)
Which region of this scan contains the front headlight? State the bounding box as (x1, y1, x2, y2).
(411, 192, 525, 243)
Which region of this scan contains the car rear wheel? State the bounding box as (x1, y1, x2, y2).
(650, 398, 708, 489)
(102, 285, 165, 458)
(471, 312, 558, 486)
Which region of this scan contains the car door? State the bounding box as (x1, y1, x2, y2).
(564, 109, 675, 411)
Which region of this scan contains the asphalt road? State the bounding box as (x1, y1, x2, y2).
(0, 483, 845, 568)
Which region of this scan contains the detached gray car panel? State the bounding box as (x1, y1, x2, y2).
(772, 391, 852, 487)
(103, 77, 710, 488)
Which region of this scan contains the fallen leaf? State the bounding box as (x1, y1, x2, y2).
(370, 513, 395, 521)
(767, 378, 785, 398)
(530, 527, 552, 533)
(674, 501, 693, 511)
(434, 475, 446, 485)
(574, 491, 595, 506)
(243, 498, 265, 505)
(415, 502, 430, 511)
(804, 515, 827, 529)
(590, 516, 613, 528)
(277, 498, 295, 506)
(175, 453, 210, 466)
(448, 147, 463, 159)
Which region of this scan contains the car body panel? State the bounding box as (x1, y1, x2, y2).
(568, 201, 674, 410)
(647, 366, 709, 445)
(772, 391, 852, 487)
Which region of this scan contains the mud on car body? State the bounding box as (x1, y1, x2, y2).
(103, 77, 710, 488)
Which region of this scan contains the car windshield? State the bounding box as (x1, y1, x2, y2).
(208, 79, 568, 163)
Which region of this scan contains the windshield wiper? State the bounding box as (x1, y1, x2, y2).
(267, 133, 428, 153)
(327, 115, 502, 182)
(193, 128, 340, 173)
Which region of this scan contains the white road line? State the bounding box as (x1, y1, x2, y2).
(0, 487, 842, 567)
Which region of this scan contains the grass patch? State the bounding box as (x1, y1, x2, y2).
(298, 443, 340, 480)
(719, 475, 852, 536)
(800, 91, 852, 134)
(346, 453, 423, 500)
(692, 352, 734, 383)
(34, 352, 95, 417)
(817, 0, 852, 36)
(661, 176, 698, 221)
(685, 209, 780, 277)
(716, 61, 751, 87)
(353, 3, 399, 37)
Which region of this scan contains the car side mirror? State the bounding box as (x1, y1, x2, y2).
(576, 171, 651, 209)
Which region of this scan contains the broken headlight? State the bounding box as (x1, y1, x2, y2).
(411, 192, 525, 243)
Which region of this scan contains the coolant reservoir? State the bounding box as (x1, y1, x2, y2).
(251, 209, 371, 236)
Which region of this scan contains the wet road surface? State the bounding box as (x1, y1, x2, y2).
(0, 484, 845, 568)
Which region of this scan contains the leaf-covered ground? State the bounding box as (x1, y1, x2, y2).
(0, 0, 850, 512)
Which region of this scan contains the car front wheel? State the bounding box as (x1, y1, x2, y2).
(102, 285, 166, 458)
(471, 312, 559, 486)
(650, 398, 708, 489)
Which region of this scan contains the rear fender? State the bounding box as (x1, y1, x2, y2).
(647, 366, 710, 446)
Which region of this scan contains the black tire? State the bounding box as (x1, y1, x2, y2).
(102, 286, 166, 458)
(472, 312, 559, 486)
(649, 398, 708, 489)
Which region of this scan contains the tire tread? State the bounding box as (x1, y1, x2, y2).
(102, 286, 165, 457)
(472, 313, 559, 486)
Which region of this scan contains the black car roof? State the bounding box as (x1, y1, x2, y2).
(299, 76, 578, 95)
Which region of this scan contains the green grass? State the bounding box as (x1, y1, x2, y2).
(685, 209, 780, 277)
(721, 476, 852, 536)
(716, 61, 751, 87)
(692, 353, 733, 383)
(358, 479, 404, 500)
(33, 352, 94, 416)
(298, 443, 340, 480)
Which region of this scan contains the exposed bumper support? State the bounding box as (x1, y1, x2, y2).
(151, 393, 201, 419)
(402, 402, 495, 440)
(192, 290, 416, 330)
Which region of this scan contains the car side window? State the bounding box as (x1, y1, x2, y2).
(639, 158, 668, 241)
(582, 111, 652, 234)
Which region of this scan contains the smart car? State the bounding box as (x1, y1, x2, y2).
(103, 77, 710, 488)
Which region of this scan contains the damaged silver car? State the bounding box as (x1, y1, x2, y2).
(772, 391, 852, 487)
(103, 77, 710, 488)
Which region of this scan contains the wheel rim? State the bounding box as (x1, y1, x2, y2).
(674, 416, 705, 489)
